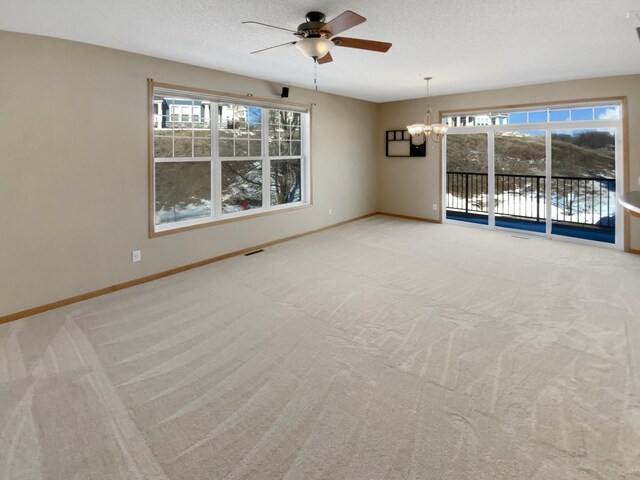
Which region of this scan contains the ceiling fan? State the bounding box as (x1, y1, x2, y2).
(243, 10, 392, 64)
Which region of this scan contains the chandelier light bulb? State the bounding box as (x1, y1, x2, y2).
(407, 124, 425, 136)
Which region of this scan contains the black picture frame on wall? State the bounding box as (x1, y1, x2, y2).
(386, 129, 426, 157)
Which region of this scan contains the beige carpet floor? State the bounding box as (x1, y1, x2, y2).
(1, 215, 640, 479)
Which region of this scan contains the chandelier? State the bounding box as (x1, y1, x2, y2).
(406, 77, 448, 146)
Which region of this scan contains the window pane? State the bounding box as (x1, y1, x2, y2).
(247, 107, 262, 124)
(174, 127, 191, 137)
(219, 104, 235, 129)
(495, 130, 546, 175)
(249, 122, 262, 139)
(194, 127, 210, 138)
(551, 129, 615, 177)
(595, 106, 620, 120)
(446, 134, 488, 173)
(219, 128, 233, 139)
(271, 159, 301, 205)
(549, 109, 570, 122)
(269, 109, 302, 158)
(198, 101, 211, 124)
(234, 107, 246, 126)
(571, 108, 593, 121)
(249, 140, 262, 157)
(235, 139, 249, 157)
(155, 162, 211, 225)
(152, 96, 206, 160)
(494, 130, 547, 233)
(509, 112, 527, 124)
(194, 138, 211, 157)
(154, 117, 172, 135)
(219, 104, 261, 157)
(268, 126, 279, 141)
(198, 118, 211, 130)
(221, 160, 263, 213)
(492, 114, 509, 125)
(473, 115, 491, 126)
(281, 125, 291, 140)
(234, 121, 248, 137)
(174, 137, 192, 157)
(284, 111, 294, 125)
(551, 128, 616, 242)
(445, 134, 489, 226)
(154, 137, 172, 158)
(528, 111, 547, 123)
(219, 139, 233, 157)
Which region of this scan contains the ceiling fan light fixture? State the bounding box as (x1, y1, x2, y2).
(295, 37, 334, 59)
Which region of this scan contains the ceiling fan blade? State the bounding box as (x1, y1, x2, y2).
(317, 52, 333, 64)
(324, 10, 366, 36)
(250, 41, 297, 55)
(242, 21, 298, 34)
(332, 37, 392, 52)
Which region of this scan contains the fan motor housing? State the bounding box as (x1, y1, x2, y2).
(305, 11, 326, 22)
(297, 11, 332, 38)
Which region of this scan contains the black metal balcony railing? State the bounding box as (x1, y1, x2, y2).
(446, 172, 615, 228)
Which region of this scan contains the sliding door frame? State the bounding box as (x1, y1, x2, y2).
(440, 99, 626, 250)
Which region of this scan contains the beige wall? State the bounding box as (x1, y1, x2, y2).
(0, 31, 379, 317)
(3, 30, 638, 317)
(377, 75, 640, 250)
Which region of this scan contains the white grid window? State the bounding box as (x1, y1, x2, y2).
(152, 88, 310, 233)
(444, 105, 621, 128)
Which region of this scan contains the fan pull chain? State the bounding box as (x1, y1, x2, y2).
(314, 59, 318, 91)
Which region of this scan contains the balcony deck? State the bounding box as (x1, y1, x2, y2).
(446, 172, 616, 244)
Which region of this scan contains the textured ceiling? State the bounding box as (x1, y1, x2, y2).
(1, 0, 640, 102)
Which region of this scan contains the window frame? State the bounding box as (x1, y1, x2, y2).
(148, 81, 312, 237)
(442, 100, 623, 129)
(439, 97, 628, 250)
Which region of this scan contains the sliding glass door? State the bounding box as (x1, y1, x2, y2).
(494, 130, 546, 234)
(445, 134, 489, 225)
(443, 103, 623, 247)
(550, 128, 617, 243)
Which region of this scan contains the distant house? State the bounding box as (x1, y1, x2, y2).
(153, 97, 212, 129)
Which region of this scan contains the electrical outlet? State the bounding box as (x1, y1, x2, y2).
(432, 203, 438, 211)
(328, 208, 333, 215)
(132, 250, 141, 263)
